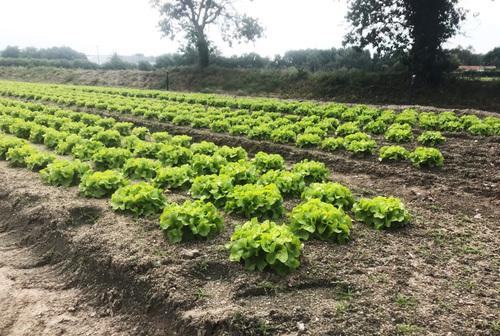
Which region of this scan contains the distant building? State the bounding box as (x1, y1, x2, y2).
(458, 65, 497, 72)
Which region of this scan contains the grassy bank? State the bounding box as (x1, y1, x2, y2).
(1, 65, 499, 112)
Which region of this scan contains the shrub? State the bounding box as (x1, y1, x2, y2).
(321, 137, 345, 152)
(122, 158, 161, 180)
(92, 147, 132, 170)
(409, 147, 444, 168)
(417, 131, 446, 146)
(384, 123, 413, 143)
(159, 200, 224, 243)
(110, 182, 166, 216)
(226, 218, 302, 275)
(154, 165, 194, 190)
(353, 196, 411, 230)
(225, 183, 284, 219)
(156, 144, 193, 166)
(296, 133, 322, 148)
(40, 159, 91, 187)
(301, 182, 354, 210)
(190, 174, 233, 207)
(257, 170, 305, 196)
(252, 152, 285, 173)
(219, 160, 258, 185)
(378, 146, 410, 162)
(79, 170, 128, 198)
(92, 130, 121, 147)
(292, 159, 329, 183)
(289, 199, 352, 242)
(25, 152, 56, 171)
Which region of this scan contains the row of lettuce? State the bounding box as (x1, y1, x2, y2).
(3, 81, 500, 168)
(0, 96, 411, 274)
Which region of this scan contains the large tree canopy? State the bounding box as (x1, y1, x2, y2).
(152, 0, 264, 67)
(345, 0, 466, 83)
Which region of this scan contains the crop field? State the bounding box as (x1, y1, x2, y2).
(0, 80, 499, 335)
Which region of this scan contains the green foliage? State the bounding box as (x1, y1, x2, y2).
(171, 135, 192, 147)
(190, 141, 219, 155)
(363, 119, 387, 134)
(8, 120, 33, 139)
(55, 134, 84, 155)
(378, 146, 410, 162)
(159, 200, 224, 243)
(321, 137, 345, 152)
(336, 122, 360, 136)
(113, 121, 134, 136)
(289, 199, 352, 242)
(154, 164, 194, 190)
(252, 152, 285, 173)
(301, 182, 354, 210)
(395, 109, 418, 126)
(151, 131, 172, 143)
(214, 145, 247, 162)
(190, 174, 233, 207)
(271, 127, 296, 143)
(345, 139, 376, 155)
(292, 159, 329, 183)
(409, 147, 444, 168)
(219, 160, 258, 185)
(156, 144, 193, 166)
(417, 131, 446, 146)
(131, 127, 150, 140)
(25, 152, 56, 171)
(43, 129, 69, 149)
(28, 124, 47, 143)
(257, 170, 305, 196)
(225, 183, 284, 219)
(248, 125, 272, 140)
(353, 196, 411, 230)
(92, 147, 132, 170)
(79, 170, 129, 198)
(132, 141, 162, 159)
(6, 144, 38, 167)
(226, 218, 302, 275)
(191, 154, 227, 175)
(468, 122, 494, 136)
(40, 159, 91, 187)
(71, 140, 104, 161)
(418, 112, 440, 130)
(384, 123, 413, 143)
(110, 182, 166, 216)
(296, 133, 322, 148)
(92, 129, 121, 147)
(122, 158, 161, 180)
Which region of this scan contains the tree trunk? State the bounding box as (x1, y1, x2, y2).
(196, 37, 210, 68)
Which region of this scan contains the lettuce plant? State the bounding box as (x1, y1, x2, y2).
(270, 127, 296, 143)
(110, 182, 166, 216)
(417, 131, 446, 146)
(190, 174, 233, 207)
(384, 123, 413, 143)
(363, 120, 387, 134)
(92, 130, 121, 147)
(378, 146, 410, 162)
(40, 159, 91, 187)
(156, 144, 193, 166)
(55, 134, 84, 155)
(132, 141, 162, 159)
(151, 131, 172, 143)
(79, 170, 129, 198)
(113, 122, 134, 136)
(25, 152, 56, 171)
(122, 158, 161, 180)
(252, 152, 285, 173)
(92, 148, 132, 170)
(6, 144, 38, 167)
(292, 159, 329, 183)
(131, 127, 150, 140)
(171, 135, 192, 147)
(257, 170, 305, 197)
(345, 139, 377, 155)
(353, 196, 411, 230)
(296, 133, 322, 148)
(336, 122, 360, 136)
(226, 218, 302, 275)
(71, 140, 105, 161)
(219, 160, 258, 185)
(301, 182, 354, 210)
(190, 141, 219, 155)
(288, 199, 352, 242)
(159, 200, 224, 243)
(191, 154, 227, 175)
(215, 146, 248, 162)
(409, 147, 444, 168)
(468, 122, 494, 136)
(321, 137, 344, 152)
(154, 164, 194, 190)
(225, 183, 284, 219)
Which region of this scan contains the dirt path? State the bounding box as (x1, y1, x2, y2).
(0, 230, 139, 336)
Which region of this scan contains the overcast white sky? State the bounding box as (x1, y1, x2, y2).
(0, 0, 499, 57)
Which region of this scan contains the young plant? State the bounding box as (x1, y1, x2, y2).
(292, 159, 329, 183)
(25, 152, 56, 171)
(336, 122, 360, 136)
(296, 133, 322, 148)
(353, 196, 411, 230)
(251, 152, 285, 173)
(219, 160, 258, 185)
(122, 158, 161, 180)
(257, 170, 305, 197)
(345, 139, 377, 155)
(91, 130, 121, 147)
(190, 141, 219, 155)
(271, 127, 296, 143)
(409, 147, 444, 168)
(79, 170, 129, 198)
(378, 146, 410, 162)
(225, 183, 284, 219)
(417, 131, 446, 146)
(6, 144, 38, 167)
(191, 154, 227, 175)
(288, 199, 352, 242)
(131, 127, 150, 140)
(92, 147, 132, 170)
(110, 182, 166, 216)
(214, 146, 248, 162)
(384, 124, 413, 143)
(71, 140, 105, 161)
(154, 164, 194, 190)
(226, 218, 302, 275)
(40, 159, 91, 187)
(159, 200, 224, 243)
(321, 137, 345, 152)
(301, 182, 354, 210)
(190, 174, 233, 207)
(156, 144, 193, 166)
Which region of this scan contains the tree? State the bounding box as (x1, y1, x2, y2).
(151, 0, 264, 67)
(1, 46, 21, 58)
(483, 47, 500, 68)
(102, 53, 135, 70)
(345, 0, 466, 83)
